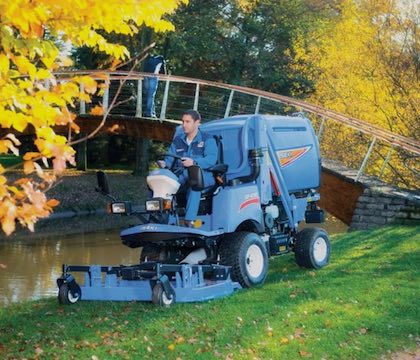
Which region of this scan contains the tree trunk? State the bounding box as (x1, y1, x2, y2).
(76, 133, 87, 171)
(133, 138, 150, 176)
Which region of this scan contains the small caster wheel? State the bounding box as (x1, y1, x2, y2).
(58, 283, 81, 305)
(152, 283, 175, 307)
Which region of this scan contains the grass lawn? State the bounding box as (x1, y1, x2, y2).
(0, 225, 419, 359)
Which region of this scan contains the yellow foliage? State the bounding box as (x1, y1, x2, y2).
(0, 0, 188, 235)
(291, 0, 419, 188)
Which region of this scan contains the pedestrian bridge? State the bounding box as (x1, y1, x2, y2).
(11, 71, 420, 229)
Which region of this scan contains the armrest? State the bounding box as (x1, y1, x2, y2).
(207, 164, 228, 174)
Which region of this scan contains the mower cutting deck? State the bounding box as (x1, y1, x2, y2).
(57, 262, 241, 306)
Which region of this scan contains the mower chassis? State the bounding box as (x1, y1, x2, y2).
(57, 262, 241, 305)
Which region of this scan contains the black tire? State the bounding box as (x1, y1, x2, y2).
(151, 283, 175, 307)
(219, 232, 269, 288)
(58, 283, 81, 305)
(294, 228, 331, 269)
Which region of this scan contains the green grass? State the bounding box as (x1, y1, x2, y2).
(1, 226, 419, 359)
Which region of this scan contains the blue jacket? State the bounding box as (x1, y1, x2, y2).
(166, 130, 217, 185)
(143, 55, 166, 74)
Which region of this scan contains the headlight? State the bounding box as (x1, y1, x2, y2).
(145, 198, 172, 212)
(109, 202, 131, 214)
(146, 199, 162, 211)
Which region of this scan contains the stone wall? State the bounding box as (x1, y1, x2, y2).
(321, 159, 420, 231)
(350, 186, 420, 230)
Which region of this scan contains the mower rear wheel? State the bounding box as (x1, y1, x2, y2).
(294, 228, 330, 269)
(219, 232, 268, 288)
(58, 283, 81, 305)
(152, 283, 175, 307)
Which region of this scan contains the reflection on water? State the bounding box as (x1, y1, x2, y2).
(0, 214, 347, 306)
(0, 231, 139, 306)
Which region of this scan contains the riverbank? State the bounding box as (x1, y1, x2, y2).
(0, 170, 148, 240)
(0, 226, 418, 359)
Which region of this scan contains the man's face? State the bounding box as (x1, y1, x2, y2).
(182, 114, 199, 135)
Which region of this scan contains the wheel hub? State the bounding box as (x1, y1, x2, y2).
(245, 244, 264, 278)
(313, 237, 328, 262)
(67, 290, 79, 303)
(162, 291, 173, 306)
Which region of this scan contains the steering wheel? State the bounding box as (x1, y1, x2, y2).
(158, 153, 184, 173)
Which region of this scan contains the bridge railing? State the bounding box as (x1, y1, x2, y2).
(56, 71, 420, 190)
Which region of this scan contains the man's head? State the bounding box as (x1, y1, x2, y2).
(182, 110, 201, 137)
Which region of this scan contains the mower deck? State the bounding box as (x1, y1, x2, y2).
(57, 262, 241, 305)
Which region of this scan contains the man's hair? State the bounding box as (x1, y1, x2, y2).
(183, 109, 201, 121)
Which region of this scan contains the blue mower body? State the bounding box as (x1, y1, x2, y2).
(58, 114, 330, 306)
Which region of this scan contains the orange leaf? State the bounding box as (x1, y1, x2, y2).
(47, 199, 60, 207)
(23, 161, 35, 174)
(90, 105, 104, 116)
(2, 217, 16, 236)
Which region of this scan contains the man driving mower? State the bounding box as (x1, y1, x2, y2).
(157, 110, 218, 227)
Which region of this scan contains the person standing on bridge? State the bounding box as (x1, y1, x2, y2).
(143, 54, 166, 118)
(158, 110, 217, 227)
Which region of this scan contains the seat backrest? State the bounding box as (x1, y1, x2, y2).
(213, 135, 223, 164)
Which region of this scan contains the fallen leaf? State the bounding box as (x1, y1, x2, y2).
(324, 319, 333, 328)
(175, 336, 185, 344)
(35, 347, 43, 355)
(279, 337, 289, 345)
(91, 356, 99, 360)
(299, 350, 311, 357)
(359, 328, 367, 334)
(168, 344, 175, 351)
(237, 316, 243, 323)
(0, 264, 6, 269)
(308, 271, 316, 277)
(109, 124, 120, 132)
(295, 328, 305, 337)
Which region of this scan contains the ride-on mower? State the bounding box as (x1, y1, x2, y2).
(57, 114, 330, 306)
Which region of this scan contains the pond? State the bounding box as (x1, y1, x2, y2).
(0, 214, 347, 306)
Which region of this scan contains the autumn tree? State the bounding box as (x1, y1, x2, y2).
(291, 0, 419, 188)
(0, 0, 187, 235)
(154, 0, 337, 94)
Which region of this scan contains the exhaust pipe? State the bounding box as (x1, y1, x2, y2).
(229, 148, 263, 185)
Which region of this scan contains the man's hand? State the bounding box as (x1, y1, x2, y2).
(157, 160, 166, 168)
(181, 157, 194, 167)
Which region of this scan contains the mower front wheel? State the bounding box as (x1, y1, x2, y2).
(58, 283, 81, 305)
(219, 232, 269, 288)
(294, 228, 331, 269)
(152, 283, 175, 307)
